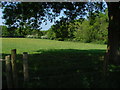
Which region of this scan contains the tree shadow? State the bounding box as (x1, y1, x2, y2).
(2, 49, 120, 88)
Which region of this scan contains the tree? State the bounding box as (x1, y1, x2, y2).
(106, 2, 120, 65)
(46, 26, 56, 40)
(1, 1, 120, 65)
(1, 25, 8, 36)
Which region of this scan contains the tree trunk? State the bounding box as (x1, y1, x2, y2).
(106, 2, 120, 65)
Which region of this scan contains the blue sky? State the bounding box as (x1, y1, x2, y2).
(0, 7, 54, 30)
(0, 7, 64, 30)
(0, 8, 4, 25)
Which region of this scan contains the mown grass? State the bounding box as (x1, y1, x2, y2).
(1, 38, 106, 54)
(1, 38, 120, 88)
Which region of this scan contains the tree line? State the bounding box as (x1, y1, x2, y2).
(1, 9, 108, 44)
(1, 25, 47, 38)
(46, 9, 108, 44)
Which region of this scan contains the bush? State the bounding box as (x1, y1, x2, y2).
(56, 38, 64, 41)
(46, 29, 56, 40)
(26, 34, 41, 39)
(1, 36, 24, 38)
(41, 35, 48, 39)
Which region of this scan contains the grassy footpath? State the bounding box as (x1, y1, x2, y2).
(1, 38, 120, 88)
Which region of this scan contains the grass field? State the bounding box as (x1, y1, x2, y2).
(1, 38, 107, 54)
(1, 38, 120, 88)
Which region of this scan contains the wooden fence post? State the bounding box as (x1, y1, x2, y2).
(11, 49, 18, 88)
(5, 55, 13, 88)
(23, 52, 29, 82)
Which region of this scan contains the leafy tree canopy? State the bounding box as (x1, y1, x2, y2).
(1, 2, 107, 30)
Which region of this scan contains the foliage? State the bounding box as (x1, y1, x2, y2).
(46, 10, 108, 44)
(1, 25, 8, 36)
(41, 31, 48, 36)
(2, 2, 106, 30)
(41, 35, 48, 39)
(74, 11, 108, 44)
(26, 34, 41, 39)
(1, 2, 107, 43)
(46, 28, 56, 40)
(1, 25, 44, 38)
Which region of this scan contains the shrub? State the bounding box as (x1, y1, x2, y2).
(41, 35, 48, 39)
(26, 34, 41, 39)
(56, 38, 64, 41)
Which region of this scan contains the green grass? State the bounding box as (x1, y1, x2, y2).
(1, 38, 120, 88)
(1, 38, 107, 54)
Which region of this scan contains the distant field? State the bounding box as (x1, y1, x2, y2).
(1, 38, 107, 54)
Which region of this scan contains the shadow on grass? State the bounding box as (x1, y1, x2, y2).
(2, 49, 120, 88)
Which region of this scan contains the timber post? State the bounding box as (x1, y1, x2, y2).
(5, 55, 13, 88)
(23, 52, 29, 82)
(11, 49, 18, 88)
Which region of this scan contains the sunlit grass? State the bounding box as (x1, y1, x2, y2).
(1, 38, 107, 54)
